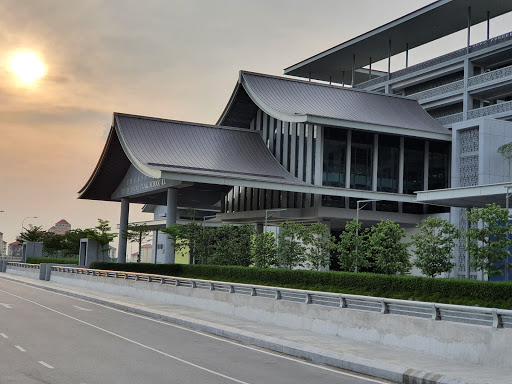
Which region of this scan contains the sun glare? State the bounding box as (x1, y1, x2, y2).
(10, 52, 46, 84)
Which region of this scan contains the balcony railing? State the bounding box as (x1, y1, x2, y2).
(467, 100, 512, 120)
(408, 80, 464, 101)
(356, 31, 512, 90)
(435, 113, 464, 126)
(468, 64, 512, 88)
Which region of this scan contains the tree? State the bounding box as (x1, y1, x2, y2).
(276, 221, 308, 269)
(498, 142, 512, 177)
(465, 203, 512, 278)
(85, 219, 117, 262)
(334, 219, 368, 272)
(42, 232, 65, 256)
(123, 223, 152, 262)
(61, 229, 89, 256)
(304, 222, 332, 271)
(365, 220, 411, 275)
(411, 217, 459, 278)
(252, 231, 277, 268)
(17, 225, 45, 243)
(209, 224, 254, 266)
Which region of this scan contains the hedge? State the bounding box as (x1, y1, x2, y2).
(89, 262, 512, 309)
(26, 257, 78, 265)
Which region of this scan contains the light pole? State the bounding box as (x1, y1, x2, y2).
(21, 216, 38, 236)
(355, 200, 379, 273)
(264, 209, 287, 233)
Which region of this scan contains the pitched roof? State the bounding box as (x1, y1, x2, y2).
(219, 71, 450, 141)
(56, 219, 70, 225)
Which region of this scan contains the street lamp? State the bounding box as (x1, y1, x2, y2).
(264, 209, 287, 233)
(355, 200, 379, 273)
(21, 216, 38, 235)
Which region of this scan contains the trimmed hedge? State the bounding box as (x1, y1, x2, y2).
(26, 257, 78, 265)
(89, 262, 512, 309)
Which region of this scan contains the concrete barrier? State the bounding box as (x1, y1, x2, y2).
(49, 270, 512, 369)
(5, 263, 41, 279)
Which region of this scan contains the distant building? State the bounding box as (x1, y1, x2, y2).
(8, 241, 22, 258)
(129, 244, 152, 263)
(108, 246, 116, 260)
(48, 219, 71, 235)
(0, 232, 4, 256)
(1, 241, 6, 257)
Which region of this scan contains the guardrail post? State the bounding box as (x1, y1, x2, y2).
(381, 300, 389, 314)
(135, 275, 139, 281)
(305, 293, 312, 304)
(340, 296, 347, 308)
(175, 279, 179, 287)
(492, 309, 503, 328)
(275, 289, 282, 300)
(229, 284, 235, 293)
(209, 282, 215, 291)
(432, 304, 441, 320)
(250, 287, 256, 296)
(191, 280, 196, 288)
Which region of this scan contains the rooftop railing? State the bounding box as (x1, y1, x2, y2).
(355, 31, 512, 90)
(50, 265, 512, 329)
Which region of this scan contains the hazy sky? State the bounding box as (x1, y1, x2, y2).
(1, 1, 511, 246)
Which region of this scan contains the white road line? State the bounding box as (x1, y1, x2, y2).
(38, 361, 54, 369)
(15, 345, 26, 352)
(0, 279, 388, 384)
(0, 289, 251, 384)
(73, 305, 92, 311)
(0, 333, 8, 339)
(0, 303, 12, 308)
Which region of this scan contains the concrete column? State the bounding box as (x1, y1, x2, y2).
(275, 120, 282, 162)
(467, 6, 471, 52)
(151, 230, 158, 264)
(164, 188, 177, 264)
(368, 57, 372, 80)
(314, 125, 323, 207)
(372, 134, 379, 192)
(351, 54, 355, 87)
(297, 123, 305, 207)
(462, 58, 474, 121)
(405, 43, 409, 68)
(398, 137, 405, 213)
(283, 122, 289, 170)
(269, 117, 276, 154)
(387, 40, 392, 80)
(345, 130, 352, 208)
(305, 124, 313, 207)
(487, 11, 490, 40)
(424, 141, 429, 191)
(117, 198, 129, 263)
(240, 187, 246, 211)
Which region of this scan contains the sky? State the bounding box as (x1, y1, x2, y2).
(1, 0, 511, 247)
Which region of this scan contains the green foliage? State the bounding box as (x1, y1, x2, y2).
(209, 224, 254, 267)
(90, 262, 512, 309)
(251, 231, 277, 268)
(465, 203, 512, 277)
(304, 222, 332, 270)
(123, 223, 152, 263)
(365, 220, 410, 275)
(412, 217, 459, 278)
(61, 229, 89, 255)
(335, 219, 367, 272)
(498, 142, 512, 176)
(276, 221, 308, 269)
(84, 219, 117, 262)
(26, 257, 78, 264)
(17, 225, 45, 243)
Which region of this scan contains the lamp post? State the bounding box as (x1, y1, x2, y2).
(264, 209, 287, 233)
(355, 200, 379, 273)
(21, 216, 38, 236)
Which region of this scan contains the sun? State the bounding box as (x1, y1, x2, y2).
(10, 52, 46, 84)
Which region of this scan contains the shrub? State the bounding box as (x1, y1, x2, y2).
(26, 257, 78, 264)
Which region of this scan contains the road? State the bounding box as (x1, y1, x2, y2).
(0, 278, 390, 384)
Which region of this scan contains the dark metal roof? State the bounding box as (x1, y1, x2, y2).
(219, 71, 450, 139)
(284, 0, 512, 83)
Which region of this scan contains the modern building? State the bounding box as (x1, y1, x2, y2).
(80, 0, 512, 280)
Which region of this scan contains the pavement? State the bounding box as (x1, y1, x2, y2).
(1, 272, 510, 384)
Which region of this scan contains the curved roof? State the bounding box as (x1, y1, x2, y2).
(284, 0, 512, 83)
(219, 71, 450, 140)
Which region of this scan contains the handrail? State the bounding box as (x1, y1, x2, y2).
(7, 262, 40, 269)
(49, 265, 512, 329)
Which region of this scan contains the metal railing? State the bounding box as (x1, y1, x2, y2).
(7, 262, 40, 269)
(355, 31, 512, 90)
(408, 80, 464, 101)
(50, 265, 512, 329)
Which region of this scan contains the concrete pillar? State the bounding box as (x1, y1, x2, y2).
(398, 137, 405, 213)
(387, 40, 392, 80)
(345, 130, 352, 208)
(314, 125, 323, 207)
(463, 58, 474, 121)
(151, 230, 158, 264)
(372, 134, 378, 192)
(467, 6, 471, 52)
(164, 188, 177, 264)
(117, 198, 129, 263)
(424, 141, 430, 191)
(351, 54, 355, 87)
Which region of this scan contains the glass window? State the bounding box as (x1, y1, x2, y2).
(404, 138, 424, 194)
(350, 131, 373, 190)
(428, 141, 450, 190)
(377, 135, 400, 193)
(322, 195, 345, 208)
(322, 127, 346, 187)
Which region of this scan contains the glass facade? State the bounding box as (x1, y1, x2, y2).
(350, 131, 373, 190)
(377, 135, 400, 192)
(322, 127, 346, 187)
(403, 138, 425, 194)
(429, 141, 450, 190)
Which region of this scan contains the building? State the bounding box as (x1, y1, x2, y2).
(129, 244, 152, 263)
(79, 0, 512, 280)
(0, 232, 4, 256)
(48, 219, 71, 235)
(8, 241, 22, 258)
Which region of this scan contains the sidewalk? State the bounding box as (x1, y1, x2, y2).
(1, 273, 509, 384)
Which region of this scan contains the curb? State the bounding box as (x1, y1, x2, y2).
(0, 274, 476, 384)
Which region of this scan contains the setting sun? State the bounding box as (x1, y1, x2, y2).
(10, 52, 46, 84)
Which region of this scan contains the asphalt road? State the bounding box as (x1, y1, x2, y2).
(0, 278, 390, 384)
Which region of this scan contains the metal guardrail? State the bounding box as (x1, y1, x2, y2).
(7, 262, 40, 269)
(50, 265, 512, 329)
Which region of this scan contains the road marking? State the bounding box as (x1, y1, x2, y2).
(0, 278, 388, 384)
(73, 305, 92, 311)
(0, 289, 251, 384)
(0, 303, 12, 308)
(0, 333, 8, 339)
(38, 361, 54, 369)
(15, 345, 26, 352)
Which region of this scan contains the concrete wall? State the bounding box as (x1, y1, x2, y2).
(49, 271, 512, 368)
(5, 264, 40, 279)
